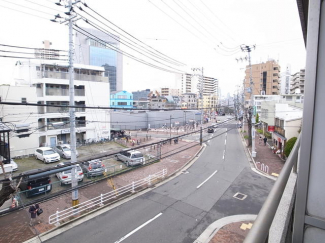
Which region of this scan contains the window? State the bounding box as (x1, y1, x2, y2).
(118, 102, 127, 106)
(117, 95, 127, 99)
(36, 66, 40, 71)
(286, 96, 293, 101)
(112, 102, 115, 105)
(22, 98, 27, 103)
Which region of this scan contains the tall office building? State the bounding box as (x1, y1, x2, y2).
(244, 59, 280, 105)
(75, 28, 123, 92)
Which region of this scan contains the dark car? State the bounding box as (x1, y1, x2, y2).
(19, 169, 52, 198)
(207, 127, 214, 133)
(81, 159, 105, 178)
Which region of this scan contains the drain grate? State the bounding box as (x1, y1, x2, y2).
(233, 192, 247, 200)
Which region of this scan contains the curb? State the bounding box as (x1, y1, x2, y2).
(24, 143, 206, 243)
(238, 128, 276, 181)
(194, 214, 257, 243)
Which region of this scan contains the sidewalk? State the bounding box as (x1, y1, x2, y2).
(0, 140, 201, 243)
(206, 124, 284, 243)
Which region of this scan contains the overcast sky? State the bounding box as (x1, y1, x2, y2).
(0, 0, 306, 97)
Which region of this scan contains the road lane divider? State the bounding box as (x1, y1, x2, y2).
(114, 212, 163, 243)
(196, 170, 218, 189)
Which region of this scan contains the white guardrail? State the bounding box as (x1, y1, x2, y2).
(49, 169, 167, 224)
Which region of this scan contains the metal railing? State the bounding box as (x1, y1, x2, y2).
(244, 135, 301, 243)
(42, 70, 108, 82)
(48, 169, 167, 224)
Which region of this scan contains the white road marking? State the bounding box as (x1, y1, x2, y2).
(223, 150, 225, 160)
(196, 170, 218, 189)
(225, 139, 227, 145)
(114, 213, 163, 243)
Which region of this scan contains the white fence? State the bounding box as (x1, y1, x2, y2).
(49, 169, 167, 224)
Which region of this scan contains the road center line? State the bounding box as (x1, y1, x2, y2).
(223, 150, 225, 160)
(225, 139, 227, 145)
(114, 213, 163, 243)
(197, 170, 218, 189)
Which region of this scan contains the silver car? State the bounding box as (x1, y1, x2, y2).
(55, 162, 84, 185)
(54, 144, 79, 159)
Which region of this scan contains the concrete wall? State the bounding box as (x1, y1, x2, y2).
(110, 110, 201, 130)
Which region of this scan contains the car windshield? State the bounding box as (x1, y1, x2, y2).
(62, 147, 70, 152)
(90, 163, 101, 169)
(44, 150, 55, 155)
(131, 153, 143, 158)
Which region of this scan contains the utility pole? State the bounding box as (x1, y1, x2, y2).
(191, 67, 204, 126)
(53, 0, 80, 207)
(240, 44, 256, 157)
(170, 114, 172, 144)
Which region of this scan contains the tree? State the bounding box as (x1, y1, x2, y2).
(255, 113, 259, 124)
(0, 161, 22, 207)
(284, 137, 297, 158)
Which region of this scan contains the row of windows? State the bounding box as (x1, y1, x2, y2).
(111, 102, 131, 106)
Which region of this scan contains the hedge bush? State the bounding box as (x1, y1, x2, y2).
(284, 137, 297, 157)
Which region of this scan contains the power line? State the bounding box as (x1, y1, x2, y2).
(0, 49, 68, 57)
(74, 9, 185, 67)
(0, 4, 49, 20)
(81, 2, 186, 66)
(20, 0, 65, 13)
(0, 0, 54, 16)
(73, 25, 185, 74)
(0, 55, 68, 61)
(0, 43, 68, 52)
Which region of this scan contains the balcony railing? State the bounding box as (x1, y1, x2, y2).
(244, 136, 301, 243)
(45, 88, 85, 96)
(41, 70, 108, 82)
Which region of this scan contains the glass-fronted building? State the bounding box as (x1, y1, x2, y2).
(75, 29, 123, 93)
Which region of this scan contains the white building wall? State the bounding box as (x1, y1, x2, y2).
(0, 85, 39, 157)
(285, 119, 301, 140)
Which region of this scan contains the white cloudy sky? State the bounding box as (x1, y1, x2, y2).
(0, 0, 306, 97)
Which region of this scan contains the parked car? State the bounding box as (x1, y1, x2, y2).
(211, 123, 218, 128)
(207, 127, 214, 133)
(0, 159, 18, 175)
(116, 150, 145, 167)
(81, 159, 105, 178)
(55, 162, 84, 185)
(34, 147, 60, 163)
(54, 144, 79, 159)
(19, 169, 52, 198)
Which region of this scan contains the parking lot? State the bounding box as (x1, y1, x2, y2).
(0, 140, 161, 205)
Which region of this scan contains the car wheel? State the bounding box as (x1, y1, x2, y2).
(35, 155, 38, 160)
(115, 155, 120, 161)
(43, 158, 47, 164)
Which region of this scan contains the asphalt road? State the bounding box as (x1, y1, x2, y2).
(46, 120, 274, 243)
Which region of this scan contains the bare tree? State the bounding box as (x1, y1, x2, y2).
(0, 161, 22, 207)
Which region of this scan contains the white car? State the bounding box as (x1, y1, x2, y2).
(54, 144, 79, 159)
(55, 162, 84, 185)
(0, 159, 18, 174)
(34, 147, 60, 163)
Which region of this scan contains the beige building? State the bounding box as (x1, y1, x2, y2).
(160, 87, 181, 97)
(198, 94, 218, 111)
(244, 59, 280, 105)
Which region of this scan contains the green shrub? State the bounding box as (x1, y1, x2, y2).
(264, 131, 272, 139)
(256, 113, 259, 123)
(256, 129, 263, 134)
(244, 135, 249, 139)
(284, 137, 297, 157)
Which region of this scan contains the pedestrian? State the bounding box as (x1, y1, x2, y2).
(263, 137, 267, 146)
(29, 203, 40, 226)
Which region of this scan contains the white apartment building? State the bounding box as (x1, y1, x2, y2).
(0, 60, 110, 157)
(290, 69, 305, 94)
(280, 64, 291, 95)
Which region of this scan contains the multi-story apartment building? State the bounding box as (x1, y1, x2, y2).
(200, 94, 217, 111)
(181, 73, 192, 94)
(280, 64, 291, 95)
(244, 59, 281, 106)
(34, 40, 60, 60)
(160, 87, 181, 97)
(290, 69, 305, 94)
(181, 93, 198, 109)
(75, 28, 123, 92)
(0, 60, 110, 157)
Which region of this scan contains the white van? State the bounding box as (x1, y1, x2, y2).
(116, 150, 145, 167)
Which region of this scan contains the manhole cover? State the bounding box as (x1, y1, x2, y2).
(233, 192, 247, 200)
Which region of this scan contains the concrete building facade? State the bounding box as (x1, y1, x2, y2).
(0, 60, 110, 157)
(290, 69, 305, 94)
(244, 59, 281, 105)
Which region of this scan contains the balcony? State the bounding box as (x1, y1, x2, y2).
(45, 87, 85, 96)
(41, 70, 108, 82)
(274, 125, 285, 137)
